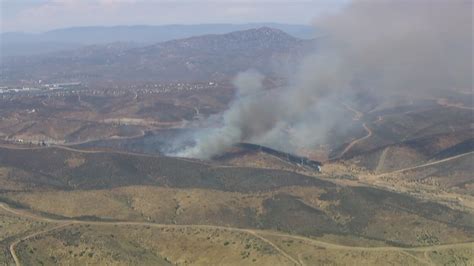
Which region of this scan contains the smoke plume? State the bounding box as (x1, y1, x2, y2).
(176, 0, 473, 159)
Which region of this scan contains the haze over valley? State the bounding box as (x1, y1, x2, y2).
(0, 0, 473, 265)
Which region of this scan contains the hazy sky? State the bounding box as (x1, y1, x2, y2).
(1, 0, 349, 33)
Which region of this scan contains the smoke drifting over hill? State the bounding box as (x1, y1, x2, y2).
(319, 0, 472, 95)
(176, 0, 473, 159)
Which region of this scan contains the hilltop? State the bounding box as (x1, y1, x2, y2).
(1, 23, 316, 57)
(2, 27, 315, 85)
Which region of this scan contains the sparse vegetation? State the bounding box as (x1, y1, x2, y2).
(0, 6, 472, 264)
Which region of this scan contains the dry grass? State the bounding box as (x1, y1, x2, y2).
(6, 184, 472, 247)
(426, 246, 474, 266)
(65, 156, 86, 168)
(0, 207, 51, 264)
(0, 207, 49, 241)
(6, 186, 268, 223)
(15, 224, 293, 266)
(0, 167, 28, 191)
(263, 233, 424, 265)
(262, 233, 474, 266)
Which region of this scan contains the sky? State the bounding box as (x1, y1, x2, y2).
(0, 0, 349, 33)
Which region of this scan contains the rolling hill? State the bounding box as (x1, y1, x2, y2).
(0, 146, 472, 248)
(2, 27, 314, 85)
(1, 23, 316, 57)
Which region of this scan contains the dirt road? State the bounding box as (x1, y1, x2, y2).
(375, 147, 389, 173)
(338, 122, 372, 158)
(437, 98, 474, 110)
(9, 223, 71, 266)
(1, 202, 472, 266)
(0, 203, 301, 266)
(0, 143, 208, 166)
(378, 151, 474, 177)
(335, 103, 373, 159)
(343, 103, 363, 120)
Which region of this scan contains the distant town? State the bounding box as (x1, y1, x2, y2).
(0, 81, 219, 97)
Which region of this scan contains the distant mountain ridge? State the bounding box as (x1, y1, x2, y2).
(137, 27, 304, 56)
(2, 27, 316, 85)
(1, 23, 316, 57)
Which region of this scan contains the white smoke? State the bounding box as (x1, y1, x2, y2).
(175, 0, 473, 159)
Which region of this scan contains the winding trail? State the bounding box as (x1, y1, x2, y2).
(60, 129, 146, 146)
(1, 202, 472, 266)
(377, 151, 474, 177)
(9, 223, 71, 266)
(246, 230, 301, 265)
(437, 98, 474, 110)
(0, 144, 209, 166)
(342, 103, 363, 121)
(333, 103, 373, 159)
(375, 147, 389, 173)
(0, 203, 300, 266)
(338, 123, 372, 158)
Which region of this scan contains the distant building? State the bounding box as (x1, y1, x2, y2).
(45, 82, 82, 90)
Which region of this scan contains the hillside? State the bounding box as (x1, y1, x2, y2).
(0, 146, 472, 248)
(1, 23, 316, 57)
(1, 27, 315, 85)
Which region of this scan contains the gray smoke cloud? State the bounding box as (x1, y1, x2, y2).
(175, 0, 473, 159)
(319, 0, 472, 95)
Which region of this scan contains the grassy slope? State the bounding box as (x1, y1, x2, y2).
(0, 147, 472, 247)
